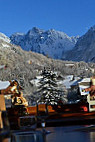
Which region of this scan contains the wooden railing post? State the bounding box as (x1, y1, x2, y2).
(0, 95, 10, 129)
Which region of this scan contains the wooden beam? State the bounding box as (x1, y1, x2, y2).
(0, 95, 6, 129)
(0, 95, 6, 111)
(0, 111, 3, 129)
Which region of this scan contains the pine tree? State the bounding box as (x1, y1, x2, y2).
(36, 68, 66, 105)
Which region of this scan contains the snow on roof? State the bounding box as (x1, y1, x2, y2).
(71, 80, 80, 86)
(63, 75, 80, 89)
(0, 81, 10, 90)
(0, 65, 5, 69)
(79, 78, 90, 83)
(64, 75, 73, 80)
(63, 79, 79, 89)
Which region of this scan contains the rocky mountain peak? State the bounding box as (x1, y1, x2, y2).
(64, 25, 95, 62)
(27, 27, 44, 36)
(89, 25, 95, 32)
(10, 27, 78, 59)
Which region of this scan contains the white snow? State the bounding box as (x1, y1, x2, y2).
(0, 81, 10, 90)
(36, 76, 43, 79)
(63, 75, 80, 89)
(79, 78, 90, 83)
(30, 79, 40, 86)
(0, 65, 5, 69)
(2, 43, 10, 48)
(30, 74, 80, 89)
(40, 36, 44, 39)
(0, 32, 10, 43)
(65, 63, 75, 67)
(10, 28, 78, 59)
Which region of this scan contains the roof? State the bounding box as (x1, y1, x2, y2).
(0, 81, 10, 90)
(79, 78, 90, 83)
(78, 78, 90, 87)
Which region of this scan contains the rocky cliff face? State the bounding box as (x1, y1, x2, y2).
(10, 27, 78, 59)
(64, 26, 95, 62)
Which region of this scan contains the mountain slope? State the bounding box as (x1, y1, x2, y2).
(10, 27, 78, 59)
(64, 26, 95, 62)
(0, 32, 95, 96)
(0, 32, 10, 43)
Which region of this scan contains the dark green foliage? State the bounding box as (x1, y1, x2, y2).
(36, 68, 65, 105)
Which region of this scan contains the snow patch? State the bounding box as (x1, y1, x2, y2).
(0, 32, 10, 43)
(0, 81, 10, 90)
(2, 43, 10, 48)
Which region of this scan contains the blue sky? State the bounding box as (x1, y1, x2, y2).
(0, 0, 95, 37)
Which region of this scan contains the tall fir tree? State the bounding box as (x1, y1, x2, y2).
(36, 68, 66, 105)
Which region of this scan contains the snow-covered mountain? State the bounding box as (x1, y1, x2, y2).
(64, 25, 95, 62)
(0, 32, 10, 43)
(10, 27, 79, 59)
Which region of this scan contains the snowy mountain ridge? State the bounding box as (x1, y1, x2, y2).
(63, 25, 95, 62)
(2, 25, 95, 62)
(10, 27, 79, 59)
